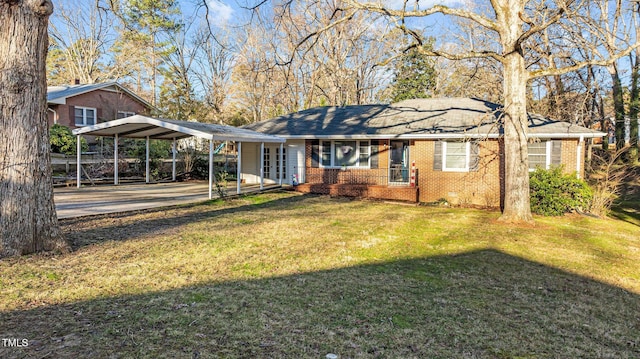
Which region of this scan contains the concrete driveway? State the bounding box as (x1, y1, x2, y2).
(54, 181, 277, 219)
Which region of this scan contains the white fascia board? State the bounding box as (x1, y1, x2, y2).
(527, 132, 606, 139)
(213, 135, 285, 143)
(280, 132, 605, 140)
(72, 116, 212, 139)
(281, 133, 501, 140)
(47, 98, 66, 105)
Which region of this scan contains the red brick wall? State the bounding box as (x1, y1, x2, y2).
(413, 139, 502, 206)
(300, 138, 585, 207)
(48, 89, 150, 128)
(295, 183, 419, 202)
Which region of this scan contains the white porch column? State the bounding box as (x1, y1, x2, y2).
(208, 139, 214, 199)
(76, 135, 81, 188)
(114, 133, 119, 185)
(576, 136, 584, 179)
(259, 142, 264, 190)
(279, 142, 283, 186)
(237, 141, 242, 195)
(145, 136, 150, 183)
(172, 138, 176, 181)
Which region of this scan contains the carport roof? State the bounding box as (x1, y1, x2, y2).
(72, 115, 285, 143)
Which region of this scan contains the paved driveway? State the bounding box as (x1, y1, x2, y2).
(54, 181, 275, 219)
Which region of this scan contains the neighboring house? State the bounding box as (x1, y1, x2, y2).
(47, 82, 153, 129)
(242, 98, 605, 206)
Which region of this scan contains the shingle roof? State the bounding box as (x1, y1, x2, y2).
(243, 98, 605, 139)
(47, 82, 152, 109)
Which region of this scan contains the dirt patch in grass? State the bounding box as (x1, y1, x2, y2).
(1, 191, 639, 358)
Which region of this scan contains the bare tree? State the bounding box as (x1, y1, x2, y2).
(256, 0, 639, 222)
(191, 24, 235, 123)
(1, 0, 70, 257)
(47, 0, 120, 84)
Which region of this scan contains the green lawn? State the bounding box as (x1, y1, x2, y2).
(1, 191, 639, 358)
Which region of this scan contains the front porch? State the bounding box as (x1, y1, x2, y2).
(296, 167, 419, 202)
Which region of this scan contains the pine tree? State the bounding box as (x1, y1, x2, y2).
(390, 43, 437, 103)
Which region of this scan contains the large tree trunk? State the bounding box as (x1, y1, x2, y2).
(497, 0, 534, 223)
(499, 53, 533, 223)
(608, 63, 626, 148)
(0, 0, 70, 257)
(629, 50, 639, 161)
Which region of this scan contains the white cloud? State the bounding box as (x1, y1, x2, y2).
(207, 1, 234, 26)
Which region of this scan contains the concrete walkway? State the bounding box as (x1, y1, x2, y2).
(54, 181, 279, 219)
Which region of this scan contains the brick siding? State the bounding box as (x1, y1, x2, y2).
(298, 138, 583, 207)
(48, 89, 150, 129)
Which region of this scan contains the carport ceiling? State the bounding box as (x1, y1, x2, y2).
(72, 115, 285, 143)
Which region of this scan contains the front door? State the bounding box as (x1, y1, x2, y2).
(263, 146, 287, 183)
(389, 140, 409, 183)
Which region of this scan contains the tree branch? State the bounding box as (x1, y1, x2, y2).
(345, 1, 498, 32)
(414, 46, 505, 63)
(529, 40, 640, 79)
(516, 8, 566, 48)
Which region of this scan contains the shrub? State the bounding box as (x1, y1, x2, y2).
(50, 124, 87, 154)
(529, 166, 593, 216)
(587, 148, 629, 217)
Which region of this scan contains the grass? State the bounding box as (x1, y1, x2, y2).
(1, 191, 639, 358)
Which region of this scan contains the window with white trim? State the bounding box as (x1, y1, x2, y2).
(319, 140, 370, 168)
(442, 141, 470, 172)
(117, 111, 136, 119)
(74, 107, 96, 126)
(321, 141, 331, 166)
(528, 141, 551, 171)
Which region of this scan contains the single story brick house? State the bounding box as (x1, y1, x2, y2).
(242, 98, 604, 206)
(47, 82, 153, 129)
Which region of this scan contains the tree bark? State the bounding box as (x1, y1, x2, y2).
(496, 0, 534, 223)
(0, 0, 70, 257)
(608, 63, 626, 148)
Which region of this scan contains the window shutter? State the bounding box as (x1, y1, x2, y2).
(69, 106, 75, 125)
(311, 140, 319, 168)
(470, 141, 480, 171)
(96, 108, 103, 123)
(370, 140, 379, 169)
(551, 140, 562, 165)
(433, 141, 442, 171)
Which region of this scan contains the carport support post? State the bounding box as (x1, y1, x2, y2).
(208, 140, 214, 199)
(279, 143, 283, 186)
(145, 136, 150, 183)
(114, 133, 119, 185)
(260, 142, 264, 190)
(237, 142, 242, 195)
(76, 135, 81, 188)
(172, 138, 176, 181)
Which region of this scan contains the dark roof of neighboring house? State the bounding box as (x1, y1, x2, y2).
(243, 98, 605, 139)
(47, 82, 152, 109)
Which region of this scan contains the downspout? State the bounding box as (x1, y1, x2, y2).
(48, 107, 58, 124)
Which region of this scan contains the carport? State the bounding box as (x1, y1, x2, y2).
(72, 115, 285, 199)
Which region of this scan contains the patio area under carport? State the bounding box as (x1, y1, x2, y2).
(54, 181, 282, 218)
(72, 115, 286, 201)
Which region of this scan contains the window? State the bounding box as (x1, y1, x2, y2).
(276, 147, 286, 179)
(528, 141, 551, 171)
(117, 111, 135, 119)
(318, 140, 370, 168)
(74, 107, 96, 126)
(321, 141, 331, 166)
(442, 141, 470, 171)
(263, 147, 271, 178)
(359, 141, 370, 167)
(334, 140, 357, 167)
